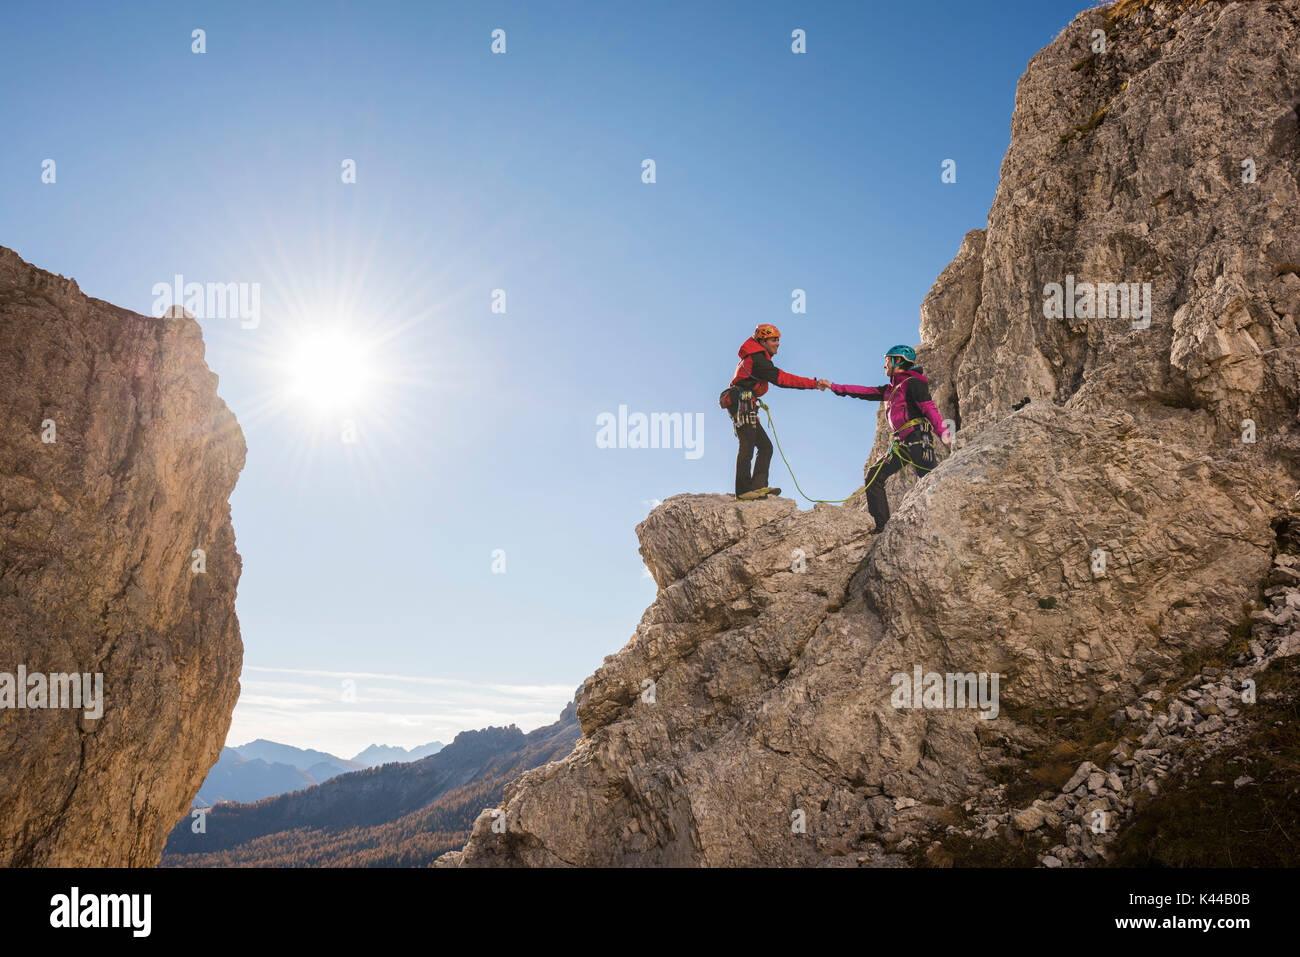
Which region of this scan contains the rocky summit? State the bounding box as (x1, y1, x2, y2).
(444, 0, 1300, 866)
(0, 247, 245, 866)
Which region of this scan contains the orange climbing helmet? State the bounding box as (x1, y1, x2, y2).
(754, 323, 781, 341)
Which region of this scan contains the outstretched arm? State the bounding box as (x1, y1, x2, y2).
(906, 378, 951, 441)
(828, 382, 886, 400)
(750, 351, 819, 390)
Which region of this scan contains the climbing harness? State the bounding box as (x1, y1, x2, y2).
(759, 402, 945, 505)
(891, 417, 939, 471)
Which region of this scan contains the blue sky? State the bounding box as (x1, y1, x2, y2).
(1, 0, 1094, 755)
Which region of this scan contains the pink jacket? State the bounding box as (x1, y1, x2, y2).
(829, 368, 949, 441)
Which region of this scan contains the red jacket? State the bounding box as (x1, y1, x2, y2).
(729, 337, 818, 396)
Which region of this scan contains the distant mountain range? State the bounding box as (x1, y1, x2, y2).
(351, 741, 445, 767)
(163, 702, 579, 866)
(193, 738, 445, 806)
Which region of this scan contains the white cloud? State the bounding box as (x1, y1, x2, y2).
(226, 665, 575, 756)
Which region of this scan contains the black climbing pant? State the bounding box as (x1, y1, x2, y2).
(864, 436, 936, 529)
(735, 422, 773, 496)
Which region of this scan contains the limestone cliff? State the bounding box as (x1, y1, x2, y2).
(0, 247, 245, 865)
(445, 0, 1300, 867)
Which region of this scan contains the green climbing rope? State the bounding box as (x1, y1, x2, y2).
(758, 400, 943, 506)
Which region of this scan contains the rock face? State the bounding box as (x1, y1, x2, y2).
(0, 247, 245, 865)
(447, 0, 1300, 867)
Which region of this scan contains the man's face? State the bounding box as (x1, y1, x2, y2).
(761, 337, 780, 356)
(884, 356, 896, 375)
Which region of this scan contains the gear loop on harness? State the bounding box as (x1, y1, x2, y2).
(731, 389, 760, 435)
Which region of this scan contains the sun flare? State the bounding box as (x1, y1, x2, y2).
(284, 332, 373, 413)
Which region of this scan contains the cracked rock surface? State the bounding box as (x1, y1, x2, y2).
(0, 246, 245, 866)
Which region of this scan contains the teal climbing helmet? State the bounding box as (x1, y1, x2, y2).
(884, 344, 916, 364)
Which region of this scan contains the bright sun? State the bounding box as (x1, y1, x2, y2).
(285, 332, 373, 413)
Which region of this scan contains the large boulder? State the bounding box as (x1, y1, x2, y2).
(0, 247, 245, 865)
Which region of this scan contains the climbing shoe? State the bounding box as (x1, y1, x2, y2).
(737, 487, 780, 501)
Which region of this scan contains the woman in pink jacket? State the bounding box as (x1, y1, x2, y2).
(827, 345, 951, 532)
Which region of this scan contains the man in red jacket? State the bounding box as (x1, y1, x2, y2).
(724, 324, 826, 500)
